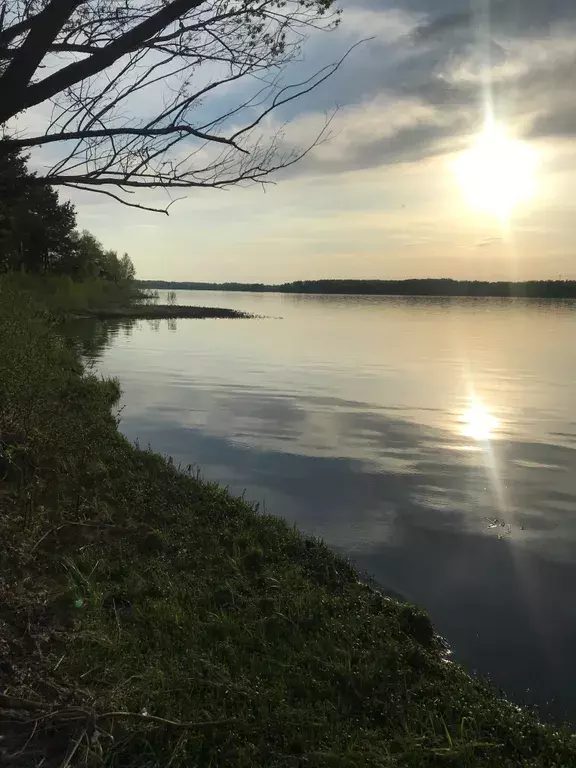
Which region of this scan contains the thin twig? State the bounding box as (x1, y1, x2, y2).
(30, 526, 56, 552)
(59, 729, 86, 768)
(0, 694, 48, 712)
(112, 600, 122, 643)
(166, 730, 188, 768)
(5, 718, 39, 758)
(80, 665, 102, 679)
(0, 749, 46, 765)
(62, 521, 136, 530)
(97, 712, 239, 729)
(62, 183, 171, 214)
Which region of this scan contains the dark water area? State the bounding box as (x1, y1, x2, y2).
(75, 291, 576, 724)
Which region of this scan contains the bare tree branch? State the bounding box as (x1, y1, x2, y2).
(0, 7, 42, 47)
(0, 0, 353, 210)
(61, 182, 179, 214)
(0, 0, 82, 100)
(2, 1, 212, 118)
(3, 124, 249, 153)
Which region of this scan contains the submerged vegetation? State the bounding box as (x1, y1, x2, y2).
(1, 292, 576, 767)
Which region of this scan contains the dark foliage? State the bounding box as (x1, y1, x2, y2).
(0, 144, 75, 272)
(0, 143, 135, 280)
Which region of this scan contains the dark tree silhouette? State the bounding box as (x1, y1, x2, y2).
(0, 144, 136, 277)
(0, 0, 349, 212)
(0, 144, 76, 271)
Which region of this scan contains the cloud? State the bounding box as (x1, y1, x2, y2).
(240, 0, 576, 185)
(476, 237, 501, 248)
(414, 0, 576, 40)
(398, 0, 576, 145)
(25, 0, 576, 192)
(413, 9, 472, 41)
(529, 106, 576, 139)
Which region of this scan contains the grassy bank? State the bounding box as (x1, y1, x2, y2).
(0, 273, 148, 314)
(1, 292, 575, 767)
(0, 274, 249, 320)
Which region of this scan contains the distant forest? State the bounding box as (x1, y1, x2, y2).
(139, 278, 576, 299)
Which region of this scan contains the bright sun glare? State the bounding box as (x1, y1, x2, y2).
(460, 400, 499, 441)
(453, 121, 538, 219)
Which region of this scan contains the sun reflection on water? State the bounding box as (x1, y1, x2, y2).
(460, 399, 499, 441)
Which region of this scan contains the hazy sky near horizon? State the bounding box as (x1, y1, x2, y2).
(51, 0, 576, 281)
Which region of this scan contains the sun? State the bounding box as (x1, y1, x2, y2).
(453, 121, 538, 219)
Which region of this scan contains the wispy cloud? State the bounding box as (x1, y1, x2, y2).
(476, 237, 502, 248)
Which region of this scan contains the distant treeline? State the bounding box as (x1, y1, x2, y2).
(139, 278, 576, 299)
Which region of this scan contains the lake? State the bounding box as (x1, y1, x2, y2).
(85, 290, 576, 723)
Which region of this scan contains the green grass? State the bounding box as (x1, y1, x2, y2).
(1, 290, 576, 767)
(0, 272, 150, 313)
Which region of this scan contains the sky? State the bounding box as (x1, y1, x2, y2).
(47, 0, 576, 281)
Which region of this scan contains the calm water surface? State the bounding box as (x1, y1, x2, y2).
(87, 291, 576, 722)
